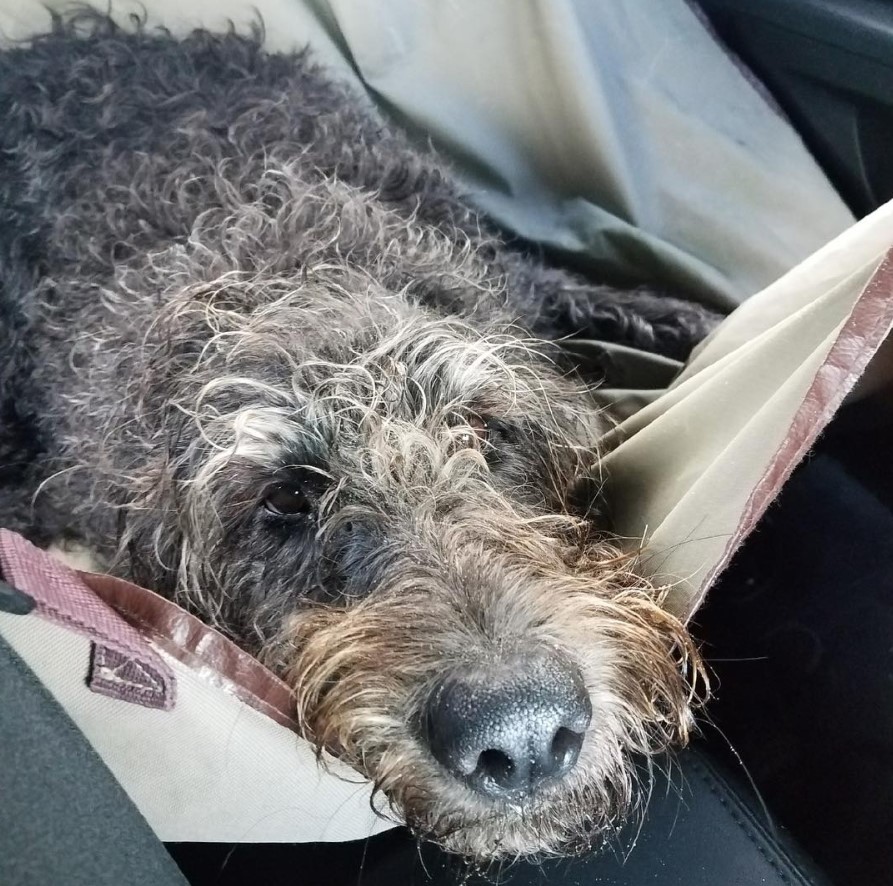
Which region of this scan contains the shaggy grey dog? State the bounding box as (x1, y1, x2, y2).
(0, 13, 711, 860)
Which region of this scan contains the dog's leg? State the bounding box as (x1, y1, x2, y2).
(496, 252, 723, 361)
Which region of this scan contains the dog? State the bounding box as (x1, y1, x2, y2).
(0, 12, 713, 860)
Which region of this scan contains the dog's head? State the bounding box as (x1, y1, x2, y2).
(123, 270, 703, 860)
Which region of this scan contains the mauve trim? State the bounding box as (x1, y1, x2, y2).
(79, 571, 300, 732)
(689, 248, 893, 619)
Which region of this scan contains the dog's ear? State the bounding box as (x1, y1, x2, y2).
(113, 409, 198, 595)
(161, 407, 196, 467)
(117, 464, 184, 597)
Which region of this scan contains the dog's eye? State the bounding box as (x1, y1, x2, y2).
(263, 483, 311, 517)
(468, 414, 489, 442)
(454, 413, 490, 449)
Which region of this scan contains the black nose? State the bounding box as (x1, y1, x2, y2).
(424, 647, 591, 799)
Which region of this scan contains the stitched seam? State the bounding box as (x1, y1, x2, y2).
(690, 758, 817, 886)
(104, 605, 295, 725)
(111, 601, 283, 690)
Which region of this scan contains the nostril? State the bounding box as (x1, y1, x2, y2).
(550, 726, 584, 776)
(475, 748, 515, 787)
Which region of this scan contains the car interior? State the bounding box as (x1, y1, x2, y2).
(1, 2, 892, 884)
(173, 4, 893, 880)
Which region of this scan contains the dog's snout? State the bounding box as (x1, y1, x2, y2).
(425, 648, 591, 799)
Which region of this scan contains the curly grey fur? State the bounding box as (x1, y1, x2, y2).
(0, 12, 709, 861)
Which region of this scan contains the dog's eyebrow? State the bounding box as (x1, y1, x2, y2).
(278, 463, 335, 482)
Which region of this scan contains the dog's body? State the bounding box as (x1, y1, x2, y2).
(0, 15, 709, 859)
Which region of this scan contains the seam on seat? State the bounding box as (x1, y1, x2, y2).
(688, 754, 820, 886)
